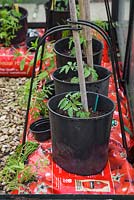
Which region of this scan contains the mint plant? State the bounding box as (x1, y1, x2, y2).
(58, 92, 90, 118)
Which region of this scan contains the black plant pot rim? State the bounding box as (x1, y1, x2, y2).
(53, 65, 111, 85)
(53, 37, 103, 58)
(30, 118, 50, 134)
(18, 6, 28, 20)
(48, 91, 115, 120)
(0, 6, 28, 20)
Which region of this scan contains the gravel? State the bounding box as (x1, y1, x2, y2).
(0, 77, 27, 194)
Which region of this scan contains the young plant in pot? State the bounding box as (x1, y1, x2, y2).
(53, 33, 103, 68)
(44, 0, 70, 29)
(48, 0, 115, 176)
(53, 3, 111, 96)
(53, 60, 111, 96)
(44, 0, 79, 40)
(0, 0, 28, 46)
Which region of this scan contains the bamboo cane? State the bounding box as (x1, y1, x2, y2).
(69, 0, 88, 112)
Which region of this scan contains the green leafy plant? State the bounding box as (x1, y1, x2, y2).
(17, 41, 55, 119)
(60, 61, 98, 83)
(58, 92, 90, 118)
(1, 0, 22, 7)
(53, 0, 69, 11)
(0, 8, 22, 46)
(18, 73, 54, 119)
(14, 37, 41, 71)
(0, 0, 23, 46)
(94, 20, 109, 31)
(69, 33, 87, 56)
(0, 141, 39, 191)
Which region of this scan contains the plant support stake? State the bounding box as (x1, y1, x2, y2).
(83, 0, 93, 68)
(69, 0, 88, 112)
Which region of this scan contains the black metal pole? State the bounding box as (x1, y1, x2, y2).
(122, 0, 134, 84)
(104, 0, 129, 156)
(111, 0, 119, 22)
(104, 0, 122, 87)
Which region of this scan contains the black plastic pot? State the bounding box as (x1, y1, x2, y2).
(12, 7, 28, 44)
(44, 1, 70, 40)
(48, 92, 115, 175)
(53, 65, 111, 96)
(0, 6, 28, 45)
(44, 1, 70, 29)
(54, 37, 103, 67)
(29, 118, 51, 142)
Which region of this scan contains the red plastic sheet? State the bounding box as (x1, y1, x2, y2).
(10, 39, 134, 195)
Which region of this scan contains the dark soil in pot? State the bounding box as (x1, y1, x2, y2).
(48, 92, 115, 175)
(29, 118, 51, 143)
(53, 37, 103, 67)
(53, 65, 111, 96)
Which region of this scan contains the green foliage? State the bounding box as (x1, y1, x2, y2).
(53, 0, 69, 11)
(17, 42, 55, 119)
(69, 34, 87, 56)
(14, 37, 40, 71)
(0, 7, 22, 46)
(0, 141, 39, 191)
(60, 61, 77, 74)
(60, 61, 98, 83)
(94, 20, 116, 31)
(18, 74, 54, 119)
(0, 0, 22, 7)
(58, 92, 90, 118)
(94, 20, 109, 31)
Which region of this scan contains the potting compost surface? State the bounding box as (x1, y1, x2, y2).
(1, 33, 134, 195)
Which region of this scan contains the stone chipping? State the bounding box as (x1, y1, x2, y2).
(0, 77, 27, 194)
